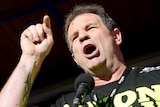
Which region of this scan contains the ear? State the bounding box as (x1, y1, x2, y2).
(72, 53, 79, 66)
(112, 28, 122, 45)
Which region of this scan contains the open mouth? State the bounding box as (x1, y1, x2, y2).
(83, 44, 99, 58)
(84, 44, 96, 54)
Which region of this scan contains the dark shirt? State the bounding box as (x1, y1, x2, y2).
(50, 66, 160, 107)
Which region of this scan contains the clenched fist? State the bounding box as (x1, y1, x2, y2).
(20, 15, 54, 58)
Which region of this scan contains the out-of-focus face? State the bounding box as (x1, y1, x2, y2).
(67, 13, 122, 75)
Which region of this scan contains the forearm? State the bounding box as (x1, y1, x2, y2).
(0, 15, 53, 107)
(0, 54, 44, 107)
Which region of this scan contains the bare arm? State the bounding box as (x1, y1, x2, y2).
(0, 15, 54, 107)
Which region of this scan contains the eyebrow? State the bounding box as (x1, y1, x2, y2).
(85, 22, 98, 27)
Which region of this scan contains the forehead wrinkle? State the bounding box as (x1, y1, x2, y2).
(69, 13, 102, 30)
(69, 18, 101, 36)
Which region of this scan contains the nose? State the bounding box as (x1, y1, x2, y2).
(79, 30, 90, 42)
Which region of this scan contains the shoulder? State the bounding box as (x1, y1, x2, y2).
(129, 66, 160, 79)
(140, 66, 160, 73)
(132, 66, 160, 74)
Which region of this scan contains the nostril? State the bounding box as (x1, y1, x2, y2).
(80, 36, 89, 42)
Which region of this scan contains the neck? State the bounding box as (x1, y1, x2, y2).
(94, 64, 126, 86)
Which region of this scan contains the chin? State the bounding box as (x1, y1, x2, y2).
(89, 61, 104, 71)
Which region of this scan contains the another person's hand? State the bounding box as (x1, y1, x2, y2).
(20, 15, 54, 59)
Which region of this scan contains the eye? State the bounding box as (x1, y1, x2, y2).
(87, 25, 95, 31)
(72, 35, 77, 41)
(71, 33, 78, 42)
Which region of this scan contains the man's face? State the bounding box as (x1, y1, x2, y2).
(67, 13, 121, 74)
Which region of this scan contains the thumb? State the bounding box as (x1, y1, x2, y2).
(43, 15, 51, 29)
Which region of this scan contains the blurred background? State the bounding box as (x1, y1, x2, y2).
(0, 0, 160, 106)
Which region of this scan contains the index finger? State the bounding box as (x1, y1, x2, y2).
(43, 15, 51, 29)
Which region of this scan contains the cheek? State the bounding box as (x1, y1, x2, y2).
(72, 44, 79, 54)
(72, 39, 84, 52)
(73, 53, 85, 68)
(72, 46, 85, 63)
(72, 45, 83, 61)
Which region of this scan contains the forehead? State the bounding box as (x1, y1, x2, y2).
(68, 13, 102, 33)
(69, 13, 102, 28)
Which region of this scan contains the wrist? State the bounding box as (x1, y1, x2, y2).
(17, 54, 44, 79)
